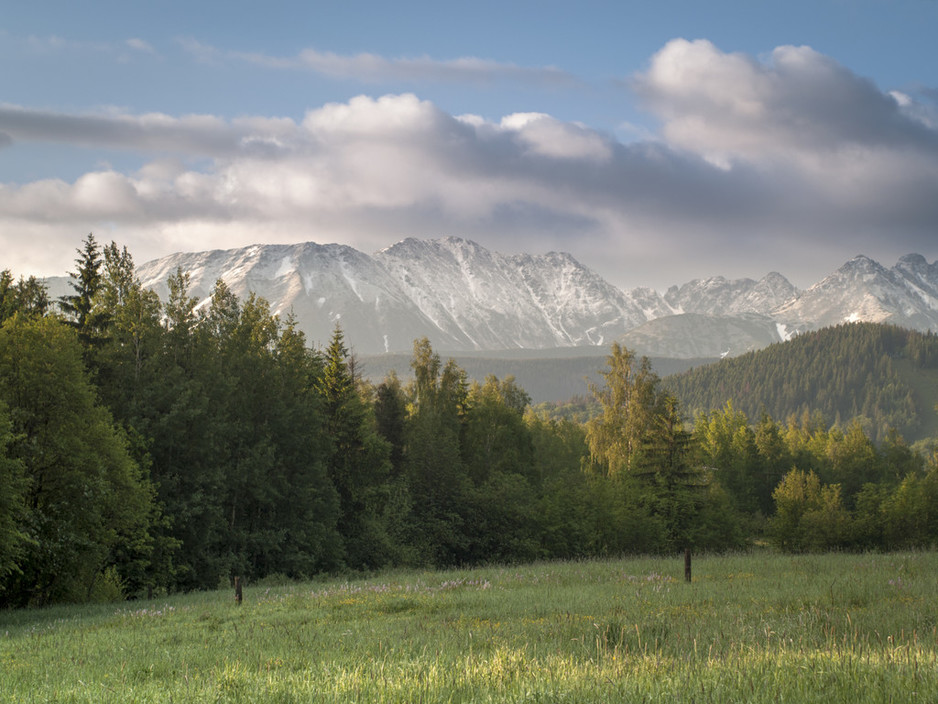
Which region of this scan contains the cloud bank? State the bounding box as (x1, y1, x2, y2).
(2, 40, 937, 288)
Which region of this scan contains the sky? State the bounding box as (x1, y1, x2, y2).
(2, 0, 937, 291)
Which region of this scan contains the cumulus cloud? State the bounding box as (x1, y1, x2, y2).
(497, 113, 613, 161)
(3, 41, 938, 289)
(633, 39, 938, 162)
(627, 39, 938, 260)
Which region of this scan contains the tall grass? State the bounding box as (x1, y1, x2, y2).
(2, 551, 936, 702)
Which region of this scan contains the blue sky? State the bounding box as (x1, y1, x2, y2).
(2, 0, 937, 289)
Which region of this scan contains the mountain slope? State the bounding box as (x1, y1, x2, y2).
(113, 239, 938, 358)
(774, 254, 938, 332)
(136, 242, 463, 353)
(136, 237, 672, 353)
(664, 322, 938, 442)
(665, 272, 798, 317)
(620, 313, 783, 359)
(374, 238, 660, 349)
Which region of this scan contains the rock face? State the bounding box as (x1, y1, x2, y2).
(664, 272, 798, 317)
(135, 237, 673, 354)
(373, 238, 657, 350)
(125, 239, 938, 358)
(136, 242, 448, 354)
(773, 255, 938, 332)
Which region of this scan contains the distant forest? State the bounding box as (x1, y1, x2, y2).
(664, 323, 938, 444)
(1, 235, 937, 607)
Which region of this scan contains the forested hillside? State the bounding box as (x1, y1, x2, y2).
(2, 236, 938, 608)
(665, 323, 938, 443)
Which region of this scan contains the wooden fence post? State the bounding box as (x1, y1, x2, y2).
(234, 576, 243, 605)
(684, 548, 692, 583)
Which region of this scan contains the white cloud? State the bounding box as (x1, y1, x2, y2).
(499, 113, 612, 161)
(633, 39, 938, 163)
(125, 38, 156, 54)
(3, 41, 938, 289)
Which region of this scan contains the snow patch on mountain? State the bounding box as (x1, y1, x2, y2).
(133, 240, 938, 358)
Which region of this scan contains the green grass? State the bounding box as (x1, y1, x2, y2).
(2, 551, 937, 702)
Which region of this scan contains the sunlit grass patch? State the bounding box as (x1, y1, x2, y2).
(2, 552, 938, 703)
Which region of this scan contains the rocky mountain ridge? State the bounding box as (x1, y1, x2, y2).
(125, 239, 938, 357)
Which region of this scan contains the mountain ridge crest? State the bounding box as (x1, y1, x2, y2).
(123, 239, 938, 357)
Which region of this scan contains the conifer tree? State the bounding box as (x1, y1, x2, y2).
(404, 338, 471, 565)
(637, 395, 707, 549)
(0, 271, 50, 323)
(374, 371, 408, 474)
(318, 325, 394, 569)
(59, 233, 109, 350)
(0, 403, 28, 585)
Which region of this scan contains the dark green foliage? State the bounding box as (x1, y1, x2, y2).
(461, 376, 540, 563)
(0, 402, 29, 583)
(374, 371, 407, 473)
(403, 339, 473, 565)
(0, 270, 51, 323)
(58, 234, 110, 350)
(153, 285, 344, 586)
(636, 396, 715, 550)
(6, 238, 938, 606)
(0, 316, 156, 606)
(526, 412, 597, 558)
(462, 375, 534, 485)
(318, 326, 394, 570)
(666, 323, 938, 443)
(584, 345, 743, 553)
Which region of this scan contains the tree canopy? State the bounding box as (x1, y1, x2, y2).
(2, 237, 938, 605)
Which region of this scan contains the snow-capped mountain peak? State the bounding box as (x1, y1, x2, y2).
(131, 240, 938, 358)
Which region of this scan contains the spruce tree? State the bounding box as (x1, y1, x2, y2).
(318, 325, 394, 570)
(59, 233, 109, 349)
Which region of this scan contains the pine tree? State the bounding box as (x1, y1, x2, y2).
(317, 325, 394, 570)
(0, 270, 50, 323)
(59, 234, 109, 350)
(637, 395, 708, 549)
(404, 338, 471, 566)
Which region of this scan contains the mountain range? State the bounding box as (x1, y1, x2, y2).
(127, 239, 938, 359)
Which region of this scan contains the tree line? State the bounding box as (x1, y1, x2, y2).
(2, 235, 937, 606)
(665, 322, 938, 443)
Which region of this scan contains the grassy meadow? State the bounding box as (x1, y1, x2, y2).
(1, 551, 936, 703)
